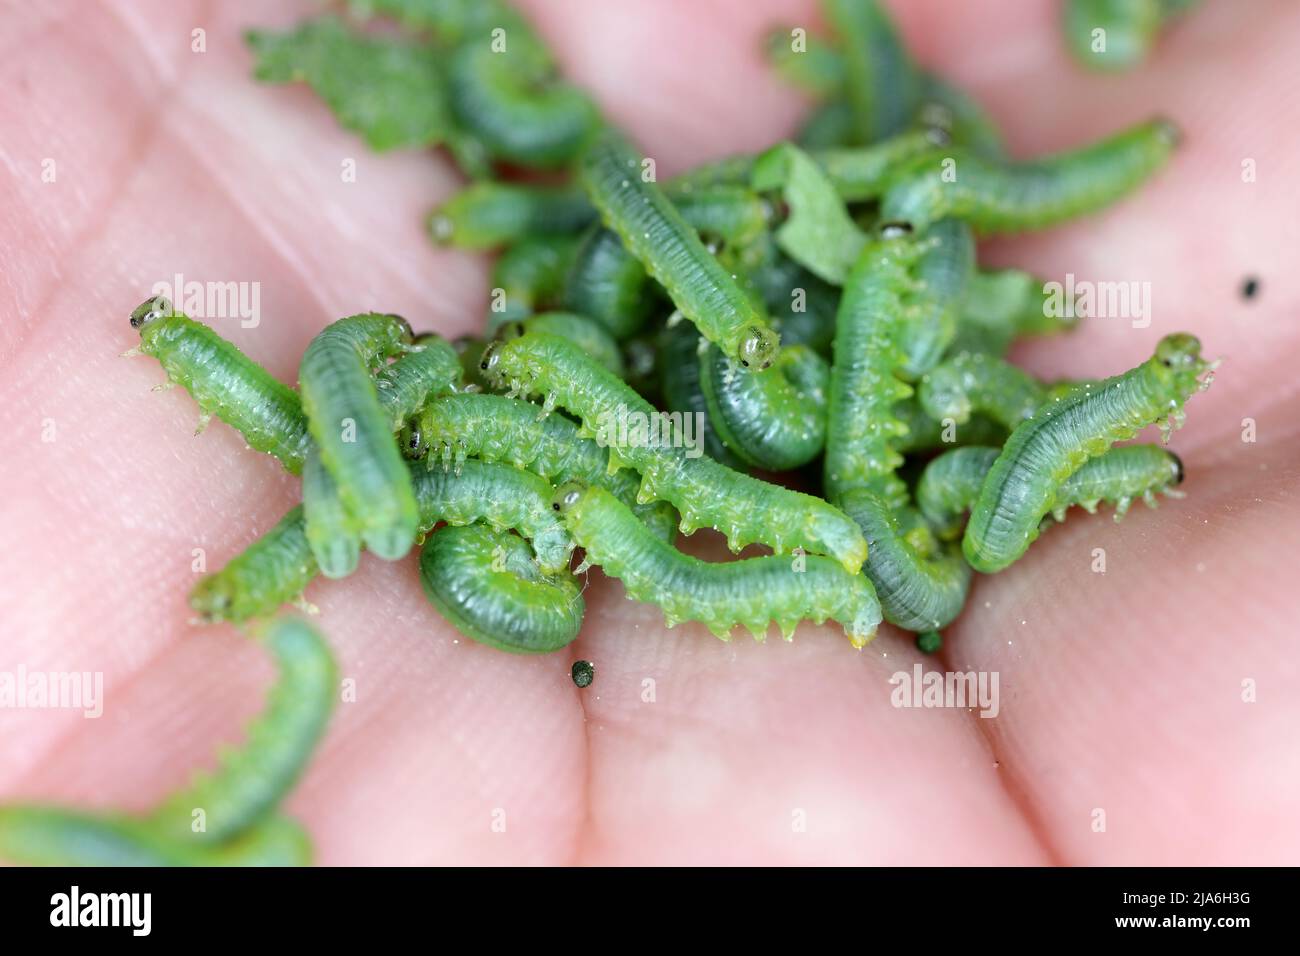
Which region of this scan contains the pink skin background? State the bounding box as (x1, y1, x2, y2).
(0, 0, 1297, 865)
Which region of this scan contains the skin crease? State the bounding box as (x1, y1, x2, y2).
(0, 0, 1297, 865)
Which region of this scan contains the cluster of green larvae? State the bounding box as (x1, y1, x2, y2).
(0, 0, 1221, 866)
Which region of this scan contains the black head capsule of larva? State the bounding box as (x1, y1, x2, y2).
(495, 321, 527, 342)
(400, 422, 427, 460)
(129, 295, 172, 330)
(1169, 452, 1186, 486)
(552, 481, 586, 515)
(478, 341, 503, 380)
(737, 325, 779, 371)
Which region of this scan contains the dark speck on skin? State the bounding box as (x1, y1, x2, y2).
(571, 660, 595, 688)
(1241, 276, 1260, 301)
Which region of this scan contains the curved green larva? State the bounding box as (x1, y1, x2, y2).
(671, 185, 772, 250)
(658, 324, 746, 469)
(919, 444, 1184, 539)
(964, 333, 1215, 572)
(1063, 0, 1172, 72)
(562, 225, 656, 340)
(411, 392, 679, 542)
(556, 484, 881, 647)
(699, 342, 829, 471)
(952, 268, 1079, 357)
(896, 217, 974, 379)
(410, 459, 572, 574)
(0, 617, 334, 866)
(429, 182, 597, 250)
(880, 117, 1180, 233)
(419, 524, 583, 654)
(839, 489, 972, 632)
(919, 352, 1046, 430)
(515, 312, 625, 378)
(823, 0, 921, 145)
(0, 807, 313, 866)
(892, 398, 1007, 454)
(446, 34, 599, 169)
(580, 130, 780, 369)
(148, 616, 336, 845)
(487, 235, 582, 326)
(823, 227, 921, 507)
(483, 332, 867, 572)
(191, 505, 317, 625)
(305, 334, 460, 579)
(299, 313, 418, 562)
(129, 299, 310, 473)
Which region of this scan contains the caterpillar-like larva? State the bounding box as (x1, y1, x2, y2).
(446, 28, 600, 169)
(892, 398, 1007, 454)
(658, 323, 747, 469)
(408, 392, 679, 543)
(0, 617, 334, 866)
(896, 217, 975, 379)
(563, 225, 658, 340)
(964, 333, 1216, 572)
(919, 352, 1051, 430)
(823, 0, 921, 145)
(298, 313, 419, 562)
(191, 460, 574, 624)
(429, 182, 597, 250)
(506, 313, 625, 378)
(823, 223, 921, 507)
(128, 297, 310, 473)
(919, 444, 1185, 540)
(481, 331, 867, 573)
(554, 483, 882, 647)
(698, 339, 830, 471)
(580, 129, 781, 369)
(419, 524, 583, 654)
(1064, 0, 1202, 72)
(880, 117, 1180, 233)
(951, 268, 1079, 357)
(306, 334, 460, 578)
(839, 489, 972, 632)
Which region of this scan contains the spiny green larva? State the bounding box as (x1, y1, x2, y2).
(190, 505, 318, 626)
(823, 223, 922, 507)
(418, 524, 584, 654)
(504, 313, 625, 378)
(658, 324, 746, 469)
(562, 225, 657, 340)
(481, 331, 867, 572)
(0, 617, 334, 865)
(896, 217, 975, 379)
(919, 444, 1185, 540)
(408, 392, 679, 543)
(919, 352, 1049, 430)
(964, 333, 1215, 572)
(839, 489, 972, 632)
(880, 117, 1180, 233)
(698, 341, 830, 471)
(580, 129, 780, 369)
(298, 312, 418, 562)
(892, 398, 1007, 454)
(555, 483, 881, 647)
(128, 297, 310, 473)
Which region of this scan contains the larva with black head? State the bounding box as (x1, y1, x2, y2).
(554, 483, 881, 647)
(298, 312, 418, 562)
(964, 333, 1216, 573)
(408, 392, 679, 543)
(499, 313, 625, 378)
(418, 524, 583, 654)
(128, 297, 310, 473)
(480, 331, 867, 572)
(919, 444, 1185, 540)
(580, 129, 780, 369)
(698, 341, 830, 471)
(0, 617, 334, 865)
(880, 117, 1180, 233)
